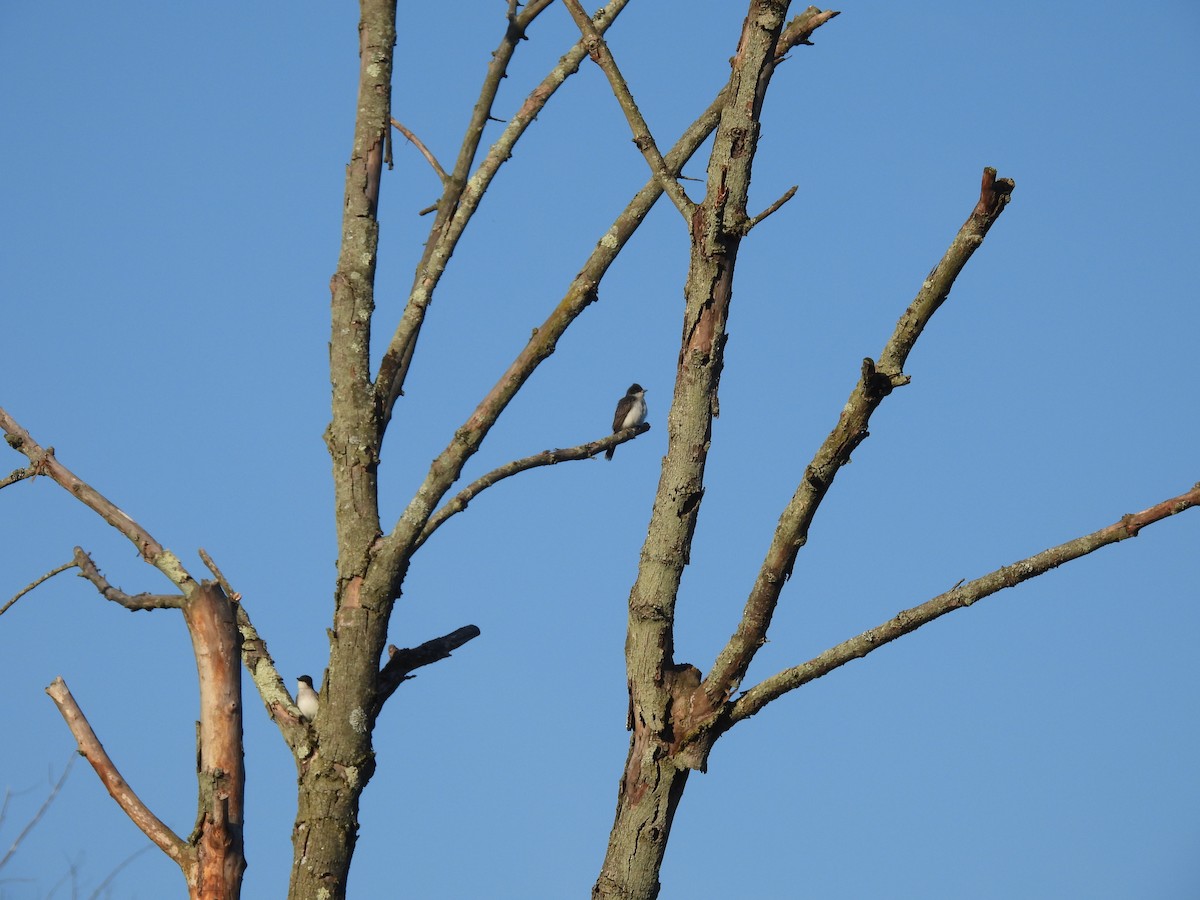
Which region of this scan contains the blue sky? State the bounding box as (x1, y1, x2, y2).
(2, 2, 1198, 898)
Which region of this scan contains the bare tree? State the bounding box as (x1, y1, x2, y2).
(3, 3, 1196, 899)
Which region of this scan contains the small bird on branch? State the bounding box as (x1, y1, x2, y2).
(607, 384, 647, 460)
(296, 675, 320, 721)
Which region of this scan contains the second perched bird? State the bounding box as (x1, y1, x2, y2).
(606, 384, 647, 460)
(296, 675, 320, 721)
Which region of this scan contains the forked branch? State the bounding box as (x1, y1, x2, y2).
(703, 167, 1015, 705)
(73, 547, 184, 610)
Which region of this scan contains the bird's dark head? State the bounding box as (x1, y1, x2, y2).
(627, 383, 645, 395)
(298, 675, 314, 688)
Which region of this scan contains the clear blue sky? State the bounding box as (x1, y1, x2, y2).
(2, 3, 1198, 898)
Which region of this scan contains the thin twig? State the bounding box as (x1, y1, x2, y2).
(561, 0, 695, 218)
(0, 756, 75, 871)
(0, 560, 77, 617)
(87, 845, 153, 900)
(391, 117, 449, 183)
(0, 464, 37, 490)
(724, 481, 1200, 727)
(415, 423, 650, 551)
(747, 184, 798, 230)
(44, 678, 187, 865)
(198, 548, 237, 600)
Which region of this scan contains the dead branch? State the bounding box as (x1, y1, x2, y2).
(0, 560, 76, 617)
(725, 482, 1200, 727)
(197, 548, 238, 603)
(390, 117, 448, 183)
(179, 582, 246, 894)
(562, 0, 696, 218)
(414, 423, 651, 551)
(45, 677, 187, 865)
(375, 625, 482, 714)
(72, 547, 184, 610)
(702, 167, 1016, 706)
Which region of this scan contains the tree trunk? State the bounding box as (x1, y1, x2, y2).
(593, 735, 690, 900)
(596, 2, 789, 895)
(292, 0, 396, 893)
(288, 754, 372, 898)
(182, 583, 246, 899)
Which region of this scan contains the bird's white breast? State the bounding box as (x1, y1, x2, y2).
(622, 394, 647, 429)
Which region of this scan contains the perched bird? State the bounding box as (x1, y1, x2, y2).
(296, 675, 320, 721)
(606, 383, 647, 460)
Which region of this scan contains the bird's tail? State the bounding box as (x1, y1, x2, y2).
(605, 446, 615, 461)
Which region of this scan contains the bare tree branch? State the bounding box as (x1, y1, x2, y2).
(0, 408, 199, 595)
(44, 678, 187, 865)
(414, 423, 651, 551)
(725, 482, 1200, 727)
(0, 560, 76, 617)
(390, 117, 449, 183)
(562, 0, 696, 218)
(702, 167, 1015, 706)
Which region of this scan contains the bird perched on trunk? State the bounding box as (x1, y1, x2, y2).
(296, 675, 319, 721)
(606, 384, 647, 460)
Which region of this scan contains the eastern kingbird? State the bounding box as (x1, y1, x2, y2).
(606, 384, 647, 460)
(296, 675, 319, 721)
